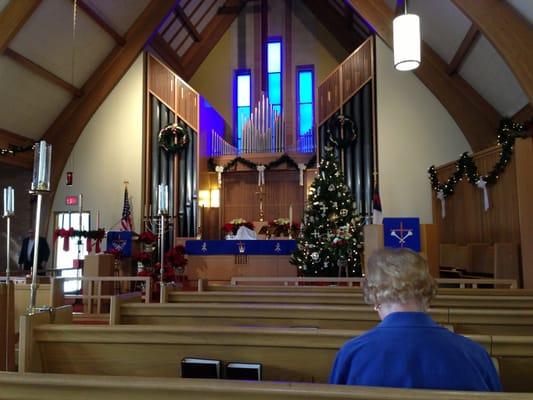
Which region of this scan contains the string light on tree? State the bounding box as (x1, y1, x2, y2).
(290, 146, 364, 277)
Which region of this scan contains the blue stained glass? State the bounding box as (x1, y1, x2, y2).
(299, 103, 313, 135)
(237, 106, 250, 149)
(272, 104, 281, 116)
(298, 71, 313, 104)
(236, 74, 251, 107)
(267, 41, 281, 73)
(268, 73, 281, 105)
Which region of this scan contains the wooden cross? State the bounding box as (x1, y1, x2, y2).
(255, 186, 266, 222)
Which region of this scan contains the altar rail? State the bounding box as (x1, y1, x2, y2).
(228, 276, 517, 289)
(54, 276, 151, 315)
(2, 373, 531, 400)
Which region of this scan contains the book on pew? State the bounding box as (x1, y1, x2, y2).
(181, 358, 221, 379)
(225, 362, 262, 381)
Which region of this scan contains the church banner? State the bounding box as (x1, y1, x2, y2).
(185, 240, 297, 255)
(382, 218, 421, 252)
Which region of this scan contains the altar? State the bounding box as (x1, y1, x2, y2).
(184, 240, 298, 282)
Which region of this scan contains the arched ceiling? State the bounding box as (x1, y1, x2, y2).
(0, 0, 531, 171)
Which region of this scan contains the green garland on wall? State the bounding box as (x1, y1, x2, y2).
(428, 118, 530, 198)
(208, 153, 317, 172)
(0, 143, 34, 157)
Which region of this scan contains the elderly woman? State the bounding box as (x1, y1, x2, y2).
(329, 248, 501, 391)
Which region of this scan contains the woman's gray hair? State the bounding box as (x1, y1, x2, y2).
(363, 248, 437, 309)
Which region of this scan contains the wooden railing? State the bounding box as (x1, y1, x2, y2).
(54, 276, 151, 314)
(229, 276, 517, 289)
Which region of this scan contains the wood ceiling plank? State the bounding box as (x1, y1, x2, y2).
(303, 0, 366, 54)
(181, 0, 245, 81)
(452, 0, 533, 104)
(447, 24, 480, 76)
(0, 0, 41, 53)
(347, 0, 501, 151)
(175, 6, 201, 42)
(75, 0, 126, 46)
(41, 0, 179, 197)
(4, 48, 82, 96)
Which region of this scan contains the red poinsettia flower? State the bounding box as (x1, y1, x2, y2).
(138, 231, 157, 244)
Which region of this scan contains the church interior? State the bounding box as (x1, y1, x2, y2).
(1, 0, 533, 397)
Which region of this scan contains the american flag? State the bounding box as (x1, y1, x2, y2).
(121, 187, 133, 231)
(372, 186, 383, 225)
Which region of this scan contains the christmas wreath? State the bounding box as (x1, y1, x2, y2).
(158, 122, 189, 153)
(327, 115, 358, 149)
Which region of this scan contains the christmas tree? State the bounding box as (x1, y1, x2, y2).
(290, 146, 364, 276)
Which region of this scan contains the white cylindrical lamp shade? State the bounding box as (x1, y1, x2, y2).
(393, 14, 421, 71)
(3, 186, 14, 216)
(31, 140, 52, 191)
(158, 184, 169, 215)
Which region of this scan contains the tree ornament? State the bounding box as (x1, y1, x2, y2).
(311, 252, 319, 261)
(340, 209, 348, 217)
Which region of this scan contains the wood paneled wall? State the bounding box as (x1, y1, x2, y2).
(147, 54, 199, 132)
(317, 37, 373, 126)
(222, 171, 304, 224)
(432, 145, 520, 245)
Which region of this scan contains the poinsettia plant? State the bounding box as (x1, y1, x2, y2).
(259, 218, 301, 237)
(222, 218, 255, 235)
(137, 231, 157, 244)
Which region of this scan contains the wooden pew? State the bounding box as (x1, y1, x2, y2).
(1, 372, 532, 400)
(0, 282, 15, 371)
(19, 315, 533, 392)
(164, 289, 533, 309)
(114, 301, 533, 335)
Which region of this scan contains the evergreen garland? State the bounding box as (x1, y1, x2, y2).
(0, 143, 34, 156)
(290, 146, 364, 277)
(428, 118, 529, 198)
(208, 153, 316, 172)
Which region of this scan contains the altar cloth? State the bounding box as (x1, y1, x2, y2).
(185, 240, 297, 255)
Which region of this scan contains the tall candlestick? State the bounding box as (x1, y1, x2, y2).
(158, 184, 169, 215)
(78, 194, 83, 214)
(289, 204, 293, 225)
(31, 141, 51, 192)
(3, 186, 14, 216)
(96, 210, 100, 230)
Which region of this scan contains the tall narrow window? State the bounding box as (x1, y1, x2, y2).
(234, 70, 251, 150)
(267, 39, 282, 115)
(296, 66, 315, 151)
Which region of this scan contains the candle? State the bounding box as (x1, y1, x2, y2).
(78, 194, 83, 214)
(158, 184, 168, 215)
(3, 186, 14, 216)
(38, 140, 47, 187)
(96, 210, 100, 229)
(289, 204, 293, 226)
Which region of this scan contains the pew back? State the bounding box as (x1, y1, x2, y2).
(116, 302, 533, 335)
(21, 323, 533, 391)
(1, 372, 532, 400)
(165, 290, 533, 309)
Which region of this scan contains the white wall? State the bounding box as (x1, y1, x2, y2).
(376, 37, 470, 223)
(50, 54, 144, 237)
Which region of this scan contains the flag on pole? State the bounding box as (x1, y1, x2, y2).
(121, 186, 133, 231)
(372, 187, 383, 224)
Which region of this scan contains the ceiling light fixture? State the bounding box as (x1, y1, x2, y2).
(393, 0, 421, 71)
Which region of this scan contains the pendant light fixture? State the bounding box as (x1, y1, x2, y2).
(393, 0, 421, 71)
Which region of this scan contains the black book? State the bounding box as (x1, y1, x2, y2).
(181, 358, 221, 379)
(225, 362, 262, 381)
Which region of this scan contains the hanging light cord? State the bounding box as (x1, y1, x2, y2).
(71, 0, 78, 89)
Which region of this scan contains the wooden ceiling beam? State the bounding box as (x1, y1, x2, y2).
(181, 0, 245, 81)
(0, 0, 41, 53)
(303, 0, 365, 54)
(0, 128, 34, 169)
(150, 34, 186, 76)
(174, 6, 202, 42)
(447, 24, 479, 76)
(41, 0, 179, 197)
(347, 0, 500, 151)
(75, 0, 126, 46)
(4, 48, 82, 97)
(512, 104, 533, 123)
(451, 0, 533, 104)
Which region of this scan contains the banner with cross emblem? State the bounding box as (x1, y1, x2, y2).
(383, 218, 421, 252)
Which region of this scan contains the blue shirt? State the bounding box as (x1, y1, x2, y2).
(329, 312, 501, 391)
